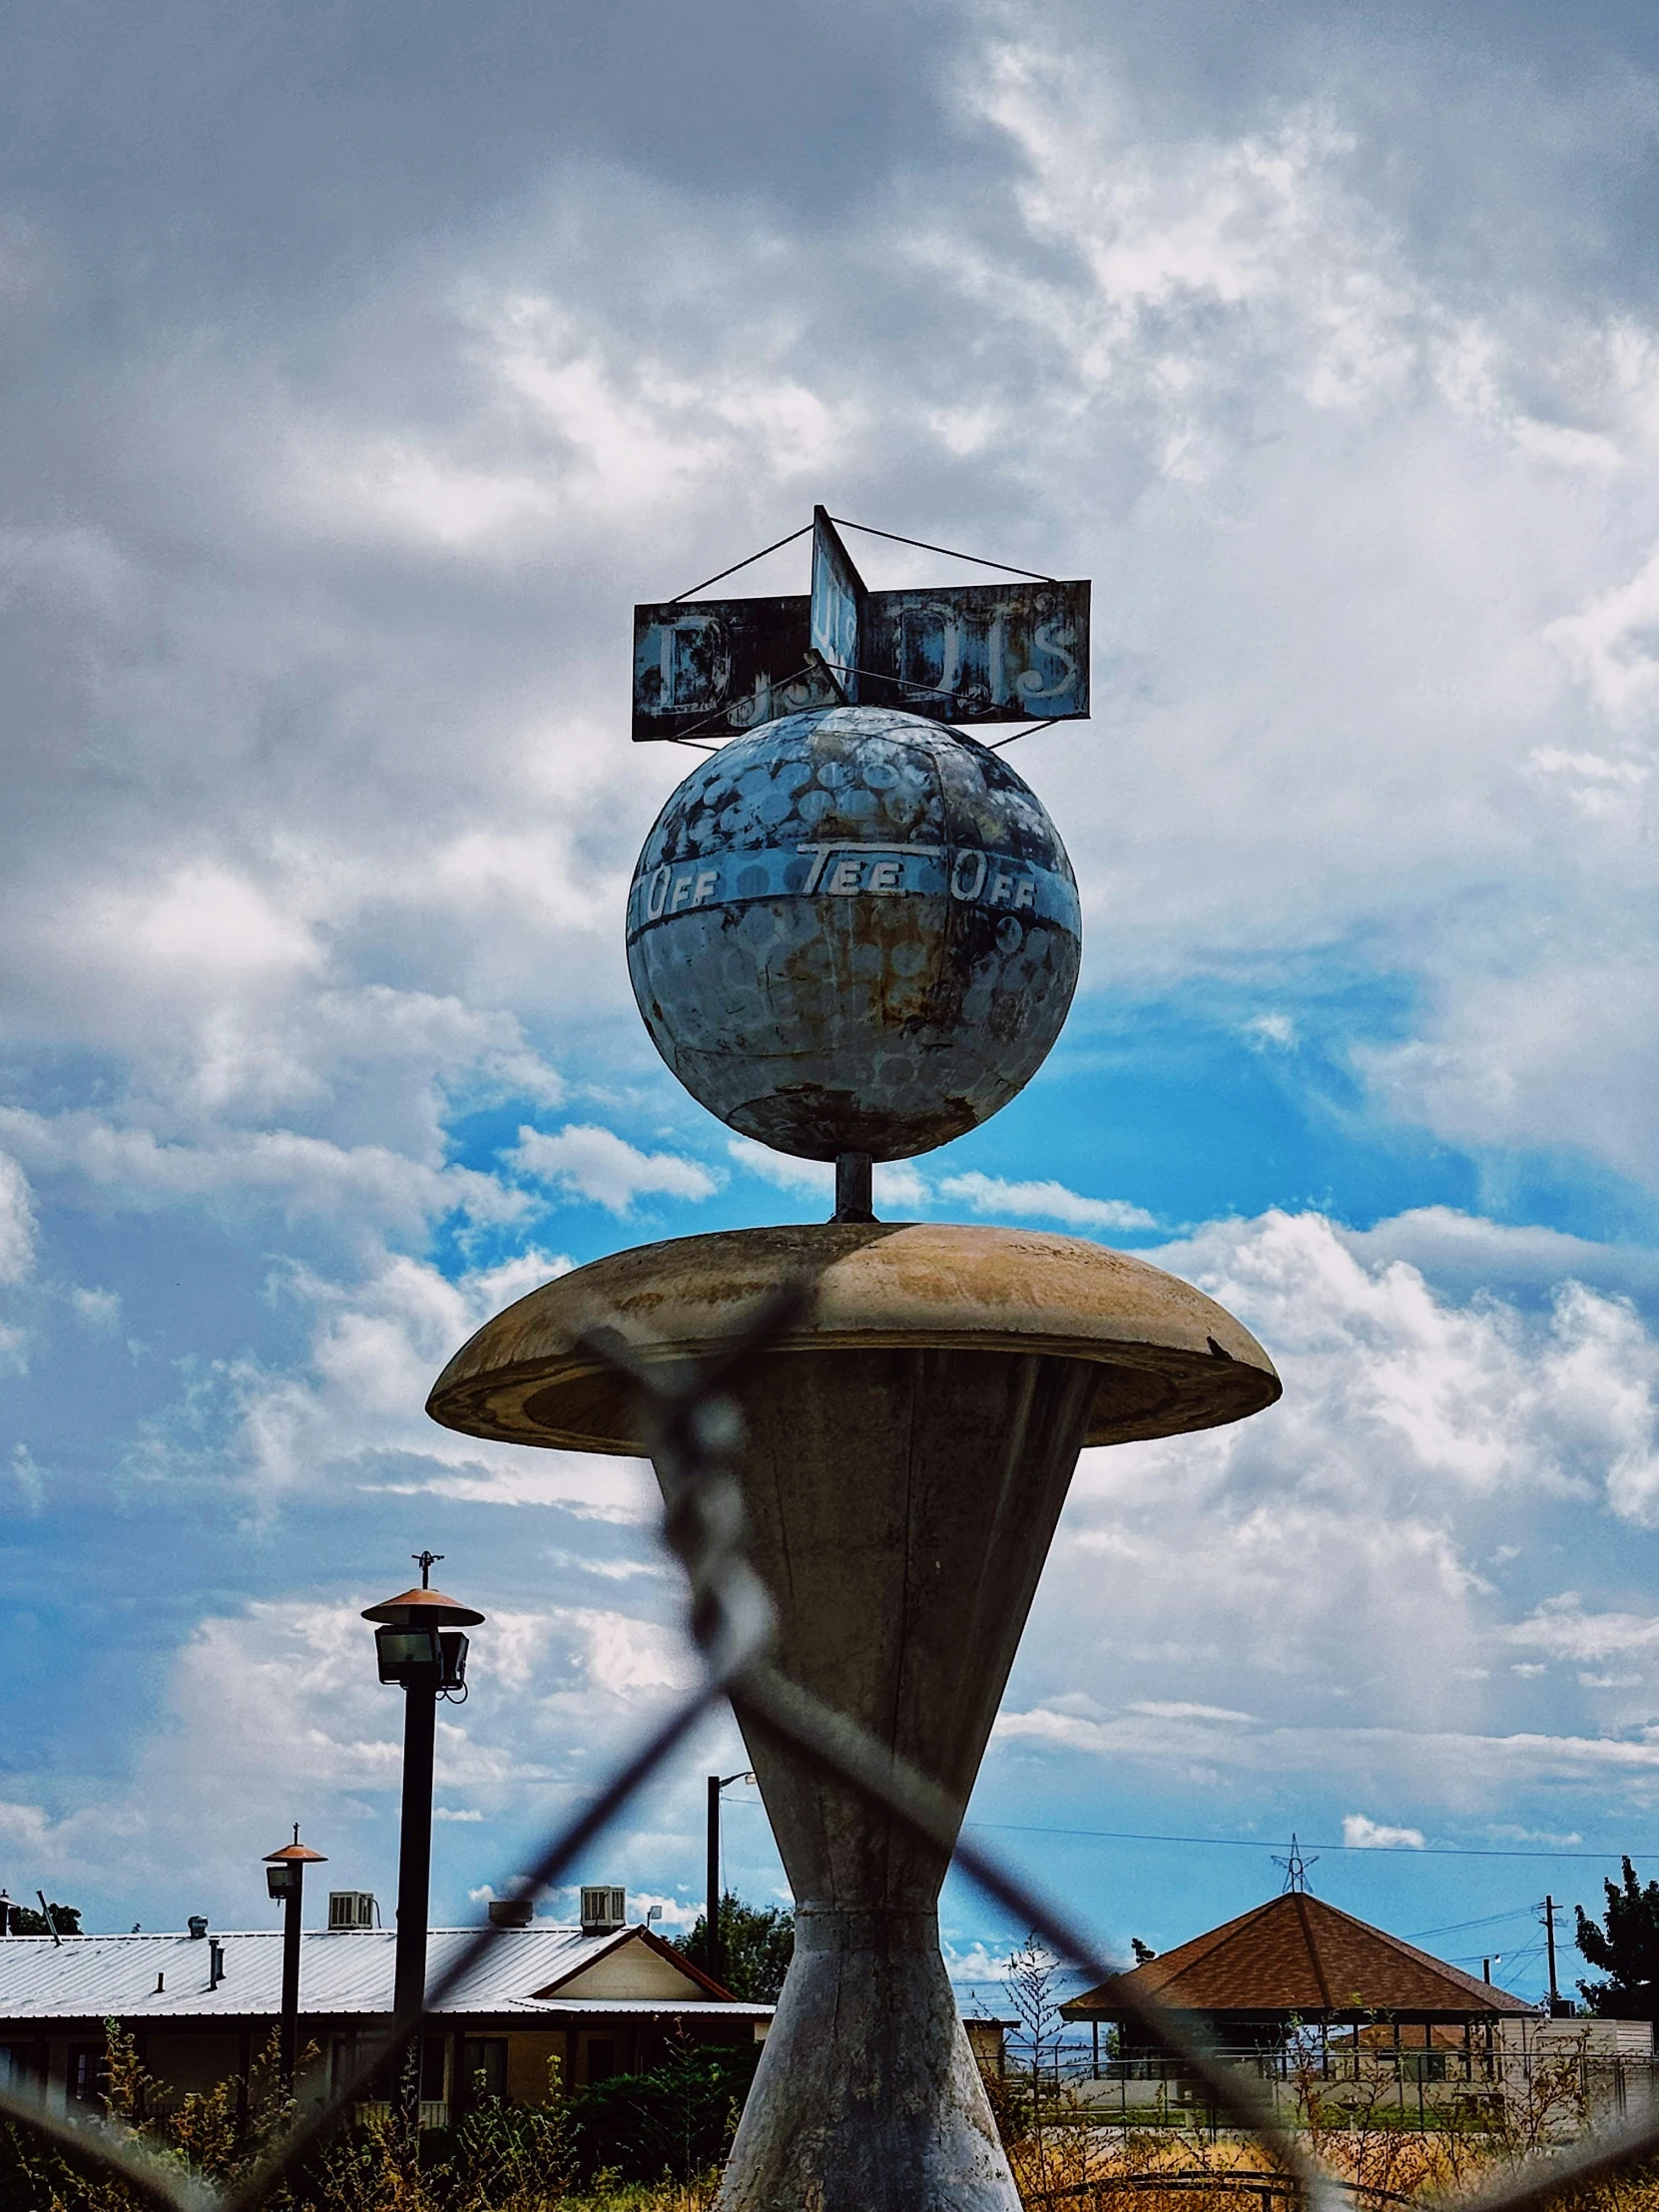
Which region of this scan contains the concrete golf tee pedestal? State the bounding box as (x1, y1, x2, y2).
(427, 1222, 1280, 2212)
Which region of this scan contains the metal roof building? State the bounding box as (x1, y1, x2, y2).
(0, 1923, 771, 2122)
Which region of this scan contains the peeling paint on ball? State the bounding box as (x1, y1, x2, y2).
(626, 706, 1082, 1162)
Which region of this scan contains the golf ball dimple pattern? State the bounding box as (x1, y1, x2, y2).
(626, 706, 1082, 1162)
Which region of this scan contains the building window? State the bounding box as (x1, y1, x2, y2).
(0, 2046, 34, 2091)
(585, 2038, 616, 2085)
(461, 2037, 508, 2103)
(68, 2044, 108, 2107)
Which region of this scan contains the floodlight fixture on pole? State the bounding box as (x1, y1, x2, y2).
(363, 1555, 484, 2109)
(264, 1827, 326, 2089)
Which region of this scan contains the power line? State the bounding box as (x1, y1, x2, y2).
(1447, 1944, 1544, 1968)
(962, 1821, 1630, 1862)
(1410, 1907, 1543, 1938)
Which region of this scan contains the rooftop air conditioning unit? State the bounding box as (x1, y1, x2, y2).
(327, 1891, 377, 1932)
(580, 1886, 627, 1936)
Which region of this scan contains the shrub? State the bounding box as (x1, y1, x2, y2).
(564, 2042, 759, 2184)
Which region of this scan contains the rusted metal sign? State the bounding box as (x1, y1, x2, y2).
(633, 507, 1090, 741)
(809, 508, 863, 701)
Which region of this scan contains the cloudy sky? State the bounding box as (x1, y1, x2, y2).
(4, 0, 1659, 2009)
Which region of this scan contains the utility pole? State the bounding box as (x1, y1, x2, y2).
(1543, 1895, 1562, 2014)
(706, 1777, 722, 1989)
(705, 1770, 755, 1990)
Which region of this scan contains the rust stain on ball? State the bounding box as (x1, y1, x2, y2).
(626, 706, 1082, 1161)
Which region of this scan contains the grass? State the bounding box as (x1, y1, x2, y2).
(7, 2022, 1659, 2212)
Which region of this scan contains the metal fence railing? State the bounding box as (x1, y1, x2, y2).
(1018, 2048, 1657, 2137)
(1, 1282, 1656, 2212)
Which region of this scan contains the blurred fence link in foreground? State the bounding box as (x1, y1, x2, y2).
(1, 1284, 1654, 2212)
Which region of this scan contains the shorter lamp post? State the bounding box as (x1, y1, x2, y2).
(265, 1828, 327, 2091)
(363, 1553, 483, 2114)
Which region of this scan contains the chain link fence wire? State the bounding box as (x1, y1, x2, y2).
(2, 1283, 1656, 2212)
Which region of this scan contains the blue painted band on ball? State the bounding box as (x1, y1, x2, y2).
(626, 841, 1079, 939)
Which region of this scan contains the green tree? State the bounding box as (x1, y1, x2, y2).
(9, 1902, 81, 1936)
(683, 1893, 794, 2000)
(1575, 1858, 1659, 2017)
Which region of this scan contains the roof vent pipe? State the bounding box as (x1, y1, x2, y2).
(488, 1899, 533, 1930)
(187, 1916, 209, 1940)
(209, 1938, 226, 1989)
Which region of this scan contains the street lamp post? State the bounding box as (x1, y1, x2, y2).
(264, 1828, 327, 2091)
(362, 1553, 483, 2115)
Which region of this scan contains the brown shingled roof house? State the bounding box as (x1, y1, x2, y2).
(1063, 1890, 1535, 2043)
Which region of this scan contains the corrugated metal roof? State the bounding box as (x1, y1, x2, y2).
(510, 2001, 771, 2017)
(0, 1927, 768, 2022)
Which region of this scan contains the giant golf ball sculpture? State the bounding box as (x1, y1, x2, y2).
(626, 706, 1081, 1161)
(427, 706, 1281, 2212)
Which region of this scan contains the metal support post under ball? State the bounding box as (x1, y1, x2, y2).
(264, 1829, 326, 2091)
(363, 1553, 484, 2117)
(833, 1152, 873, 1224)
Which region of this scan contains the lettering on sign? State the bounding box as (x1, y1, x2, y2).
(628, 842, 1066, 935)
(632, 510, 1089, 741)
(797, 841, 943, 894)
(640, 865, 723, 923)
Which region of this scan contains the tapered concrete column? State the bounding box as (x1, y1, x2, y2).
(732, 1906, 1011, 2205)
(427, 1224, 1280, 2212)
(716, 1341, 1099, 2206)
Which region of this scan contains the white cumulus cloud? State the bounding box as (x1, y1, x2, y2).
(0, 1152, 36, 1284)
(1343, 1815, 1426, 1851)
(936, 1171, 1157, 1233)
(510, 1124, 719, 1214)
(992, 1208, 1659, 1822)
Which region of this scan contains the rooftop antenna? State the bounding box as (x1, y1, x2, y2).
(1274, 1834, 1319, 1895)
(413, 1550, 442, 1588)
